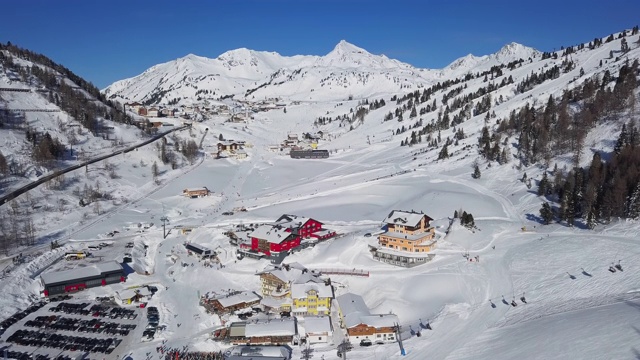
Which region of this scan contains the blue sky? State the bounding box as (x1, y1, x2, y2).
(2, 0, 639, 89)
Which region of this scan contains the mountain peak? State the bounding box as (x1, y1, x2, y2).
(331, 40, 369, 55)
(493, 42, 540, 61)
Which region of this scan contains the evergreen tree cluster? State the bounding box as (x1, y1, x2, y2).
(538, 130, 640, 227)
(25, 130, 66, 165)
(459, 211, 475, 229)
(497, 59, 639, 166)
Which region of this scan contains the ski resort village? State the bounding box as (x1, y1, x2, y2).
(0, 15, 640, 360)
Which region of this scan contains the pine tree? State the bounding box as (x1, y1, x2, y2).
(585, 206, 597, 229)
(151, 161, 159, 181)
(614, 123, 628, 154)
(540, 202, 554, 225)
(626, 182, 640, 219)
(438, 144, 449, 160)
(472, 165, 481, 179)
(537, 172, 549, 196)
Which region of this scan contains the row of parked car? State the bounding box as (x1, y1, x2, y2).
(0, 300, 47, 334)
(88, 304, 137, 320)
(25, 314, 136, 335)
(143, 306, 160, 339)
(7, 329, 121, 354)
(0, 350, 75, 360)
(48, 302, 92, 315)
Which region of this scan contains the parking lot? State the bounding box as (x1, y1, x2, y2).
(0, 299, 143, 359)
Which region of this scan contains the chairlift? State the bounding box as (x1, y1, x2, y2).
(608, 265, 617, 273)
(511, 300, 518, 307)
(614, 260, 623, 272)
(520, 293, 527, 304)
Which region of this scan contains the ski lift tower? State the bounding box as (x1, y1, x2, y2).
(160, 215, 170, 239)
(394, 323, 406, 356)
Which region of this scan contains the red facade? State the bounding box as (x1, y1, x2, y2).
(249, 217, 328, 256)
(250, 234, 300, 256)
(290, 218, 323, 238)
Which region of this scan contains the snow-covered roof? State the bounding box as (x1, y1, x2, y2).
(249, 225, 295, 244)
(360, 314, 398, 328)
(302, 316, 332, 334)
(185, 242, 212, 255)
(184, 187, 209, 192)
(244, 318, 296, 337)
(41, 261, 123, 286)
(313, 229, 333, 236)
(118, 289, 138, 300)
(275, 214, 321, 229)
(383, 210, 432, 227)
(336, 293, 370, 328)
(260, 297, 292, 309)
(290, 281, 332, 299)
(223, 345, 290, 360)
(258, 262, 310, 283)
(215, 291, 262, 308)
(337, 292, 395, 329)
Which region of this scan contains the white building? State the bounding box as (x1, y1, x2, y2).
(300, 316, 332, 344)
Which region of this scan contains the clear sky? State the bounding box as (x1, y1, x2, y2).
(2, 0, 638, 89)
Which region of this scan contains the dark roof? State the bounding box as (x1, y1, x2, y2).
(41, 261, 123, 286)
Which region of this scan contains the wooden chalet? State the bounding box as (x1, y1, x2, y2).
(183, 187, 210, 198)
(202, 291, 262, 314)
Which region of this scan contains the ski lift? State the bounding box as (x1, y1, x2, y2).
(511, 299, 518, 307)
(608, 264, 617, 273)
(490, 300, 496, 308)
(416, 331, 422, 337)
(615, 260, 623, 272)
(520, 293, 527, 304)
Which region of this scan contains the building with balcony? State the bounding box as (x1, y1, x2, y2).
(371, 210, 438, 267)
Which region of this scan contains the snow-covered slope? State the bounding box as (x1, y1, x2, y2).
(2, 28, 640, 360)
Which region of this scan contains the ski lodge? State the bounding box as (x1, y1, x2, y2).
(223, 345, 291, 360)
(201, 291, 262, 314)
(289, 149, 329, 159)
(185, 242, 214, 259)
(40, 261, 125, 297)
(299, 316, 333, 344)
(238, 214, 336, 263)
(370, 210, 438, 267)
(228, 318, 297, 345)
(183, 187, 210, 198)
(336, 292, 398, 344)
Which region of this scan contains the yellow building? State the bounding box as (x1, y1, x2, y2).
(377, 210, 436, 253)
(257, 263, 333, 315)
(291, 280, 333, 316)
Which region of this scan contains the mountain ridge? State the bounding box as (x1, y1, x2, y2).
(102, 40, 539, 104)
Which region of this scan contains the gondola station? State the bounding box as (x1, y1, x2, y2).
(40, 260, 125, 297)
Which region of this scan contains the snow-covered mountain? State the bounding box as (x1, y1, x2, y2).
(442, 42, 541, 77)
(103, 40, 539, 104)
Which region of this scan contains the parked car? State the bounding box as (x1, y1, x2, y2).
(360, 339, 372, 347)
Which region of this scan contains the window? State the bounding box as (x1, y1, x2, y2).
(318, 337, 322, 340)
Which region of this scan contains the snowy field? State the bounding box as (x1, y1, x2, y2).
(2, 135, 639, 360)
